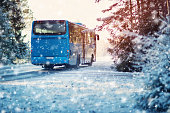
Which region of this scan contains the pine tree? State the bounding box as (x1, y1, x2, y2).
(96, 0, 168, 72)
(0, 8, 15, 64)
(135, 19, 170, 112)
(96, 0, 170, 111)
(1, 0, 32, 64)
(135, 0, 170, 112)
(96, 0, 142, 72)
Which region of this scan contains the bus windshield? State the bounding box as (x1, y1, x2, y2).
(33, 20, 66, 35)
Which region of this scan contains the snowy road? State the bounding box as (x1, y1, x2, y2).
(0, 59, 144, 113)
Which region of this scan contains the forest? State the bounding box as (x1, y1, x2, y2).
(96, 0, 170, 112)
(0, 0, 170, 112)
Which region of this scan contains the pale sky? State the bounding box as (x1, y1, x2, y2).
(28, 0, 100, 28)
(27, 0, 112, 56)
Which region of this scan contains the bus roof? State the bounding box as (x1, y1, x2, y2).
(75, 23, 83, 25)
(33, 20, 67, 22)
(33, 20, 84, 26)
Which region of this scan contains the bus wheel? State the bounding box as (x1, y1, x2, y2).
(72, 55, 80, 68)
(88, 55, 94, 66)
(66, 55, 80, 69)
(76, 55, 80, 68)
(43, 65, 54, 69)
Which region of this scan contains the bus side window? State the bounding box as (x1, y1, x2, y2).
(90, 32, 94, 44)
(74, 27, 79, 44)
(69, 31, 75, 43)
(87, 32, 91, 44)
(77, 28, 82, 43)
(85, 33, 88, 44)
(69, 23, 77, 44)
(81, 29, 85, 43)
(72, 28, 77, 44)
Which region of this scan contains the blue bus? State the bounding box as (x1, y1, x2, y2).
(31, 20, 99, 69)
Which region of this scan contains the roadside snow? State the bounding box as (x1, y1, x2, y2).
(0, 59, 144, 113)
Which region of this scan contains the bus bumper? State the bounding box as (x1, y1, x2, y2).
(31, 57, 69, 65)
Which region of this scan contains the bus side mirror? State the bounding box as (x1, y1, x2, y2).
(96, 34, 99, 40)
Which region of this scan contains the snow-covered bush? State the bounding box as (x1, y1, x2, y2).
(134, 18, 170, 112)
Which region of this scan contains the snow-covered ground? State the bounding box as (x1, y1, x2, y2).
(0, 58, 144, 113)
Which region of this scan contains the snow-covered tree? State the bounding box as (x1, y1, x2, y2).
(96, 0, 141, 72)
(0, 8, 15, 64)
(134, 17, 170, 112)
(134, 1, 170, 112)
(96, 0, 169, 72)
(1, 0, 32, 64)
(96, 0, 170, 111)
